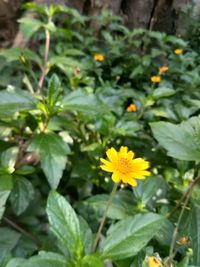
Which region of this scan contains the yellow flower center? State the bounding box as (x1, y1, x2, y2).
(117, 158, 132, 174)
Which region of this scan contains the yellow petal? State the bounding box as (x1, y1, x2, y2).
(132, 158, 150, 171)
(119, 146, 128, 158)
(100, 165, 114, 172)
(131, 170, 151, 179)
(100, 158, 111, 165)
(127, 179, 137, 186)
(112, 172, 121, 183)
(127, 150, 135, 160)
(106, 147, 118, 162)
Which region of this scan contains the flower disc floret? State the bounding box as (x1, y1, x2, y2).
(100, 146, 151, 186)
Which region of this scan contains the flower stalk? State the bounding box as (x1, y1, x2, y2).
(92, 183, 118, 253)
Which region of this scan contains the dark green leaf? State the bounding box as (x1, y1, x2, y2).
(0, 90, 36, 117)
(152, 88, 175, 99)
(0, 175, 13, 221)
(1, 147, 19, 174)
(47, 191, 83, 259)
(101, 213, 165, 260)
(10, 176, 34, 215)
(150, 116, 200, 161)
(81, 255, 104, 267)
(28, 133, 70, 189)
(18, 18, 43, 40)
(0, 227, 21, 251)
(62, 89, 109, 116)
(21, 251, 68, 267)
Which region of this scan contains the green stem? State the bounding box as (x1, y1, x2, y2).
(92, 183, 118, 253)
(167, 176, 200, 265)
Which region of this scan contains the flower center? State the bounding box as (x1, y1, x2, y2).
(117, 158, 132, 174)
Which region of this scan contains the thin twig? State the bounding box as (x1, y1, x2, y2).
(168, 176, 200, 218)
(92, 183, 118, 253)
(3, 216, 41, 247)
(167, 176, 200, 266)
(38, 18, 51, 91)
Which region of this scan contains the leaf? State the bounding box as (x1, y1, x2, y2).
(80, 255, 104, 267)
(21, 251, 68, 267)
(0, 90, 36, 117)
(189, 202, 200, 265)
(6, 258, 26, 267)
(86, 190, 136, 220)
(0, 227, 21, 251)
(46, 191, 83, 259)
(0, 175, 13, 221)
(0, 48, 41, 65)
(152, 88, 175, 99)
(101, 213, 165, 260)
(79, 216, 93, 254)
(1, 147, 19, 174)
(28, 133, 70, 189)
(61, 89, 109, 116)
(18, 18, 43, 40)
(150, 116, 200, 161)
(10, 176, 34, 215)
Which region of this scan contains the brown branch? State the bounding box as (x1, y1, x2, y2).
(3, 216, 41, 247)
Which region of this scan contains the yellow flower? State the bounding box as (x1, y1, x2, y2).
(126, 103, 137, 112)
(148, 256, 162, 267)
(151, 76, 161, 83)
(94, 53, 105, 61)
(174, 48, 183, 55)
(159, 66, 169, 74)
(100, 146, 151, 186)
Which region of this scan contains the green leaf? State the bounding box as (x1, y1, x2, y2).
(189, 202, 200, 265)
(0, 90, 36, 117)
(80, 255, 104, 267)
(79, 216, 93, 254)
(21, 251, 68, 267)
(0, 175, 13, 221)
(86, 190, 136, 220)
(1, 147, 19, 174)
(152, 88, 175, 99)
(101, 213, 165, 260)
(150, 116, 200, 161)
(18, 18, 43, 40)
(46, 191, 83, 259)
(28, 133, 70, 189)
(62, 89, 109, 116)
(6, 258, 26, 267)
(177, 255, 189, 267)
(10, 176, 34, 215)
(0, 48, 41, 65)
(0, 227, 21, 251)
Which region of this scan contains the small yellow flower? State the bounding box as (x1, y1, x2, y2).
(151, 76, 161, 83)
(94, 53, 104, 61)
(148, 256, 162, 267)
(159, 66, 169, 75)
(174, 48, 183, 55)
(126, 103, 137, 112)
(100, 146, 151, 186)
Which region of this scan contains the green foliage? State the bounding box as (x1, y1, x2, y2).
(0, 2, 200, 267)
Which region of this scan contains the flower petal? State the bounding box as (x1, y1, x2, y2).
(100, 165, 114, 172)
(132, 158, 150, 171)
(131, 170, 151, 179)
(127, 151, 135, 160)
(119, 146, 128, 158)
(106, 147, 118, 162)
(112, 172, 121, 183)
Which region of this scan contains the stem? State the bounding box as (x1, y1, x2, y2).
(92, 183, 118, 253)
(3, 216, 41, 247)
(38, 18, 51, 91)
(167, 176, 200, 265)
(168, 176, 200, 218)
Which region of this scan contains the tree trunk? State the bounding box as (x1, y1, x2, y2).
(0, 0, 193, 48)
